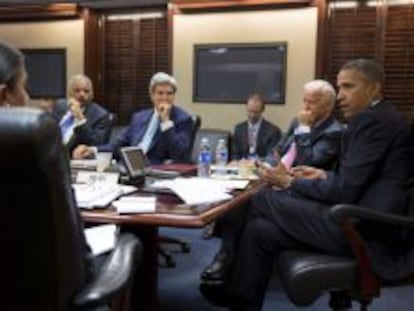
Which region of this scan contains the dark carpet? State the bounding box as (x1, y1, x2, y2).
(158, 227, 414, 311)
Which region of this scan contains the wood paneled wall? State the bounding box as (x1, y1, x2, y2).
(1, 2, 413, 123)
(323, 0, 414, 120)
(99, 10, 169, 124)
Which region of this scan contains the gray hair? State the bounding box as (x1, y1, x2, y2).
(149, 72, 177, 94)
(303, 79, 336, 107)
(68, 74, 94, 98)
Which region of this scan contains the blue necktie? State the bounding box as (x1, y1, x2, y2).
(59, 113, 75, 143)
(138, 113, 159, 154)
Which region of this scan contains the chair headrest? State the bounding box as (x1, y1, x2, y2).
(0, 107, 60, 160)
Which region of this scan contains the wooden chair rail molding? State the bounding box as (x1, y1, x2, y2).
(0, 3, 80, 21)
(172, 0, 312, 12)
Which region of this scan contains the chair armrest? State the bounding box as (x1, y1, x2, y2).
(329, 204, 381, 298)
(73, 233, 142, 308)
(330, 204, 414, 228)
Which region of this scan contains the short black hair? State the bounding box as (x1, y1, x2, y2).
(340, 58, 384, 88)
(0, 41, 24, 90)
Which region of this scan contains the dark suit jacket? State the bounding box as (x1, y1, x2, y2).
(53, 99, 111, 152)
(276, 117, 343, 169)
(291, 102, 411, 279)
(231, 119, 281, 160)
(99, 105, 192, 164)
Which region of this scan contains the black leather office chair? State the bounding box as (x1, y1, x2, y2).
(190, 115, 202, 154)
(0, 107, 142, 311)
(158, 114, 202, 267)
(104, 112, 117, 144)
(278, 190, 414, 310)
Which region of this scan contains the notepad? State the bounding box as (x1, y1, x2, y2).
(113, 196, 156, 214)
(84, 224, 117, 256)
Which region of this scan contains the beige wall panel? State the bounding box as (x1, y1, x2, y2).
(173, 8, 317, 131)
(0, 20, 84, 105)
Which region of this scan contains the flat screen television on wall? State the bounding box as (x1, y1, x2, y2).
(193, 43, 287, 104)
(21, 48, 66, 99)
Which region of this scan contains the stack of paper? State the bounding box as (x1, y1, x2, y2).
(150, 177, 242, 205)
(73, 182, 123, 209)
(113, 196, 156, 214)
(84, 224, 117, 256)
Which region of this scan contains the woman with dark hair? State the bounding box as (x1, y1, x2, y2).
(0, 41, 29, 107)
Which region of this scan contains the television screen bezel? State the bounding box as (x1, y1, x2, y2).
(21, 48, 67, 99)
(192, 42, 287, 104)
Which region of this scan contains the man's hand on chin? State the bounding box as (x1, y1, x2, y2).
(68, 97, 85, 121)
(158, 102, 172, 122)
(297, 110, 315, 127)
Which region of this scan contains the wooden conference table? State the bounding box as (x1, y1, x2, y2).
(81, 178, 263, 311)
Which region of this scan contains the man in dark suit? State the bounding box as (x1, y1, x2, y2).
(202, 59, 411, 311)
(232, 93, 281, 160)
(201, 79, 343, 280)
(53, 74, 111, 153)
(73, 72, 192, 164)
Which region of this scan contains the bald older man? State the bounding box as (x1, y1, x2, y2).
(53, 74, 111, 153)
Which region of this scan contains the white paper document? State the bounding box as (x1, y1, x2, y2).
(151, 177, 234, 205)
(84, 224, 117, 256)
(113, 196, 156, 214)
(208, 179, 250, 190)
(71, 159, 97, 170)
(73, 182, 124, 209)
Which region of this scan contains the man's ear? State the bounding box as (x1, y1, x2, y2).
(369, 81, 381, 99)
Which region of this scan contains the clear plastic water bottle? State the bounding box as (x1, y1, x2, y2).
(215, 138, 228, 176)
(198, 137, 211, 177)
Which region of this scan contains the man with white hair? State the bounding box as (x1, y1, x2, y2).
(53, 74, 111, 153)
(73, 72, 192, 164)
(275, 79, 342, 170)
(200, 79, 343, 283)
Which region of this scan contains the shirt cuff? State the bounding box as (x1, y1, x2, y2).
(294, 125, 311, 135)
(160, 120, 174, 132)
(73, 118, 87, 128)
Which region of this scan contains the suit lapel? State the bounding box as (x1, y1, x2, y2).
(310, 117, 333, 141)
(147, 107, 174, 153)
(256, 121, 267, 150)
(131, 110, 152, 146)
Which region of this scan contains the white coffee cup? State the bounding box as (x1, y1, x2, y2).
(96, 152, 113, 173)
